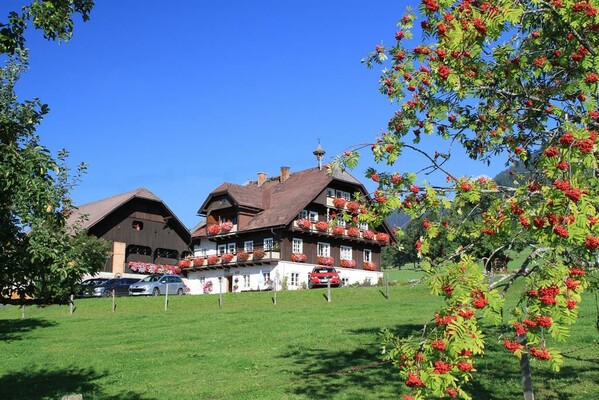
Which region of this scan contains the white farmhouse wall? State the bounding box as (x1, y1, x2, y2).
(193, 237, 217, 257)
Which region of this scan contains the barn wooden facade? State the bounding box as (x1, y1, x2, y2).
(67, 188, 191, 274)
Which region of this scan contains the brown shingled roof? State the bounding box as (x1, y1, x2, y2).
(66, 188, 188, 235)
(192, 167, 366, 237)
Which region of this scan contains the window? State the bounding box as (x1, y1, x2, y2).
(290, 273, 299, 286)
(336, 219, 346, 228)
(195, 247, 207, 257)
(132, 220, 143, 231)
(342, 277, 349, 286)
(292, 238, 303, 254)
(244, 241, 254, 252)
(309, 211, 319, 222)
(126, 245, 151, 256)
(327, 188, 335, 197)
(198, 277, 206, 284)
(227, 243, 236, 254)
(318, 242, 331, 257)
(299, 210, 308, 219)
(155, 248, 178, 259)
(364, 249, 372, 262)
(263, 272, 271, 283)
(336, 190, 351, 200)
(217, 245, 226, 255)
(243, 274, 251, 288)
(359, 221, 369, 231)
(340, 246, 352, 260)
(264, 238, 274, 250)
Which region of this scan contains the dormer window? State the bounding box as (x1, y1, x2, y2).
(132, 221, 143, 231)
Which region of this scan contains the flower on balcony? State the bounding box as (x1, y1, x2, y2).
(332, 226, 345, 235)
(347, 201, 360, 213)
(220, 221, 234, 232)
(291, 253, 307, 262)
(376, 232, 390, 244)
(340, 259, 356, 268)
(253, 250, 265, 259)
(347, 227, 360, 237)
(315, 221, 329, 232)
(193, 257, 205, 267)
(362, 230, 375, 240)
(128, 262, 180, 275)
(207, 224, 221, 235)
(296, 218, 311, 229)
(333, 197, 347, 208)
(237, 251, 250, 261)
(207, 255, 220, 265)
(178, 259, 191, 268)
(221, 253, 234, 263)
(316, 256, 335, 266)
(363, 261, 377, 271)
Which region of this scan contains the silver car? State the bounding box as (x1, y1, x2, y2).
(128, 274, 186, 296)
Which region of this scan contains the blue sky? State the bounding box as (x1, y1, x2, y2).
(5, 1, 503, 228)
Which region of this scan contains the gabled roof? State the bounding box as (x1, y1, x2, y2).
(192, 167, 367, 237)
(67, 188, 189, 236)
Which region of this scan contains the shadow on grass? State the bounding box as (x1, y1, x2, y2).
(0, 318, 56, 341)
(0, 366, 155, 400)
(282, 323, 423, 399)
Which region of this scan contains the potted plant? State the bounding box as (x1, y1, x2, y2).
(207, 255, 220, 265)
(315, 221, 329, 232)
(237, 251, 249, 261)
(253, 249, 265, 259)
(316, 256, 334, 266)
(363, 261, 377, 271)
(332, 226, 345, 235)
(291, 253, 307, 262)
(178, 259, 191, 268)
(362, 230, 375, 240)
(333, 197, 347, 208)
(347, 227, 360, 237)
(376, 232, 390, 244)
(220, 221, 234, 232)
(221, 253, 234, 263)
(193, 257, 205, 267)
(340, 259, 356, 268)
(207, 224, 221, 235)
(296, 218, 311, 229)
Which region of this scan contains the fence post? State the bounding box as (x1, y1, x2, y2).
(218, 278, 223, 308)
(164, 284, 169, 311)
(327, 280, 331, 303)
(21, 304, 25, 319)
(273, 279, 277, 305)
(385, 271, 389, 300)
(112, 289, 116, 313)
(70, 294, 74, 314)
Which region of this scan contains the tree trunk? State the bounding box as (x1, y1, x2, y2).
(517, 334, 534, 400)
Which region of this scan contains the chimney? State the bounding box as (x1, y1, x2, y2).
(257, 172, 267, 187)
(280, 166, 290, 183)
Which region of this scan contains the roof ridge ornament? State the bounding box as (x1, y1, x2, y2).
(313, 140, 326, 170)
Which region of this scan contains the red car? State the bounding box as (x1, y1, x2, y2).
(308, 267, 342, 289)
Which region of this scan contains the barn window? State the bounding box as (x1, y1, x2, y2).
(132, 221, 144, 231)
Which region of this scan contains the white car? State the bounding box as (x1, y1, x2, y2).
(128, 274, 186, 296)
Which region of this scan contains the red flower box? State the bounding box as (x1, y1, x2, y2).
(291, 253, 307, 262)
(376, 232, 390, 243)
(315, 221, 329, 232)
(178, 259, 191, 268)
(363, 261, 377, 271)
(333, 197, 347, 208)
(340, 259, 356, 268)
(362, 230, 375, 240)
(316, 256, 335, 266)
(347, 227, 360, 237)
(296, 218, 311, 229)
(207, 224, 221, 235)
(221, 253, 234, 263)
(236, 252, 250, 261)
(192, 257, 205, 267)
(220, 221, 234, 232)
(253, 250, 265, 259)
(207, 255, 220, 265)
(332, 226, 345, 235)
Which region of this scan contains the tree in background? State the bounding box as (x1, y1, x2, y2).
(337, 1, 598, 398)
(0, 1, 109, 306)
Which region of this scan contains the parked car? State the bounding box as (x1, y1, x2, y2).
(76, 278, 110, 297)
(81, 278, 141, 298)
(308, 267, 342, 289)
(128, 274, 186, 296)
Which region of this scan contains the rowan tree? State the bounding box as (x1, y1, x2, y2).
(0, 1, 109, 306)
(335, 1, 599, 398)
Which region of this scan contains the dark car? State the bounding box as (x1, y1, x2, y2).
(81, 278, 141, 297)
(308, 267, 342, 289)
(76, 278, 109, 297)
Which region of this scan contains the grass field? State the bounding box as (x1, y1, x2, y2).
(1, 271, 597, 399)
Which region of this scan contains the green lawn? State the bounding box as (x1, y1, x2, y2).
(1, 283, 597, 399)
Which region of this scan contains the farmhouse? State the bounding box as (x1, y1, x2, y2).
(67, 188, 191, 276)
(183, 149, 394, 295)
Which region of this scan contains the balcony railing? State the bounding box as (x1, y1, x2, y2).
(182, 250, 281, 270)
(293, 219, 390, 244)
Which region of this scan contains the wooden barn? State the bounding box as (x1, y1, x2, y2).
(67, 188, 191, 275)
